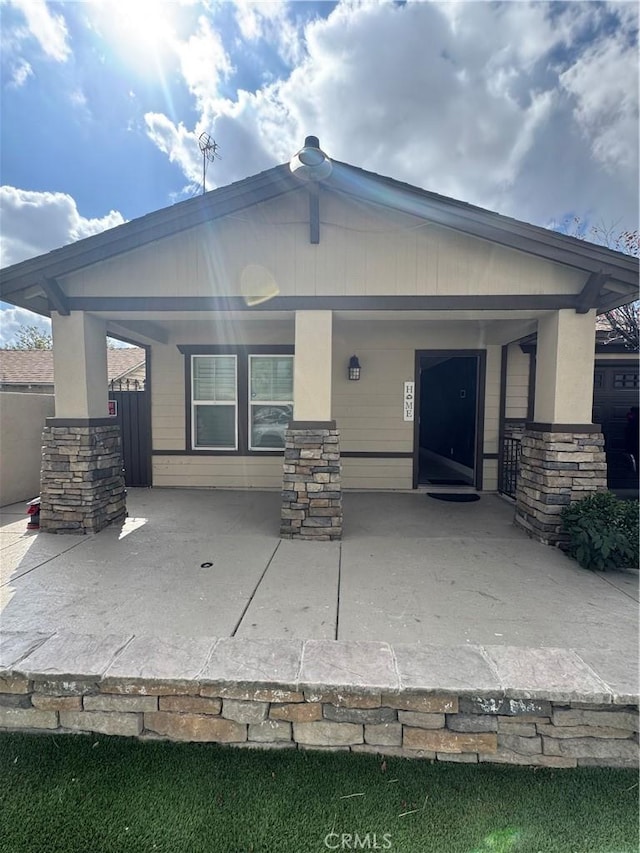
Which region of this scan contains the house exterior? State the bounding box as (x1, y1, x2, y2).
(0, 347, 146, 393)
(507, 333, 639, 493)
(0, 138, 637, 541)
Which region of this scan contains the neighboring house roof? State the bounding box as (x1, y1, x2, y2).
(0, 348, 145, 386)
(0, 158, 637, 315)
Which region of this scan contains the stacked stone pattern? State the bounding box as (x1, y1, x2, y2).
(281, 427, 342, 540)
(0, 678, 637, 767)
(40, 424, 126, 534)
(1, 632, 637, 768)
(515, 428, 606, 545)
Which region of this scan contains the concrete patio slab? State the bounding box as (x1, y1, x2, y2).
(338, 532, 638, 647)
(0, 531, 86, 585)
(0, 490, 637, 664)
(344, 492, 525, 540)
(1, 505, 280, 636)
(235, 539, 339, 640)
(0, 630, 52, 670)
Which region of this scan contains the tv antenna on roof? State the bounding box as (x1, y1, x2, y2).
(198, 132, 221, 195)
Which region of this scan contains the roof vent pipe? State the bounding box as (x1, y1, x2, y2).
(290, 136, 333, 181)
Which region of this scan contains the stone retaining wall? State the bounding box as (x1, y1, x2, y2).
(515, 427, 607, 545)
(1, 681, 637, 767)
(40, 423, 126, 534)
(281, 423, 342, 540)
(0, 632, 636, 768)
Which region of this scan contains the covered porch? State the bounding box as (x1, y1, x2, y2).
(38, 302, 607, 546)
(2, 488, 636, 649)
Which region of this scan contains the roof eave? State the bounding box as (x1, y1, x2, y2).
(1, 159, 637, 303)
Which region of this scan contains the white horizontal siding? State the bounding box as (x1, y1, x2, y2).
(153, 455, 283, 489)
(149, 318, 501, 491)
(505, 343, 531, 419)
(342, 458, 412, 490)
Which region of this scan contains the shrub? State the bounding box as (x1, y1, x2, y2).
(560, 491, 639, 571)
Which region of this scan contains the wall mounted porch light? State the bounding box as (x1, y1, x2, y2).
(348, 355, 361, 381)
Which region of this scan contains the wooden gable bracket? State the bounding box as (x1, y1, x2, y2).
(575, 270, 609, 314)
(309, 186, 320, 244)
(41, 276, 70, 316)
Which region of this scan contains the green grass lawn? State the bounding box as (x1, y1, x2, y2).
(0, 732, 637, 853)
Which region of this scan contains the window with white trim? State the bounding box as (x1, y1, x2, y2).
(191, 355, 238, 449)
(249, 355, 294, 450)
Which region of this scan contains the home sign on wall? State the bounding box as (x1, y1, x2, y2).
(403, 381, 415, 422)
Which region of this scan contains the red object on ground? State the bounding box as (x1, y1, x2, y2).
(26, 497, 41, 530)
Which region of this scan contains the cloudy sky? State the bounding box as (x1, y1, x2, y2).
(0, 0, 638, 344)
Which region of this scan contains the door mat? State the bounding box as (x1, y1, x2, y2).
(427, 493, 480, 502)
(425, 479, 470, 486)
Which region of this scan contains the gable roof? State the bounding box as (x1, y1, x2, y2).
(0, 347, 145, 386)
(1, 159, 637, 315)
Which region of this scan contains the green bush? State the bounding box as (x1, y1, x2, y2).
(561, 491, 639, 571)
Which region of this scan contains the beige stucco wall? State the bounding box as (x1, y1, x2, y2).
(535, 309, 597, 423)
(52, 312, 108, 418)
(0, 392, 54, 506)
(150, 316, 501, 491)
(294, 311, 332, 420)
(62, 190, 586, 301)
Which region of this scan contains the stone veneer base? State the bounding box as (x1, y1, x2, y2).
(515, 427, 607, 546)
(40, 423, 126, 534)
(1, 632, 637, 769)
(281, 424, 342, 540)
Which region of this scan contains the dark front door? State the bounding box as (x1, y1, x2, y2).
(414, 351, 485, 488)
(108, 384, 151, 487)
(593, 361, 639, 490)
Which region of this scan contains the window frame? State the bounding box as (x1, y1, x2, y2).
(248, 354, 294, 452)
(191, 354, 239, 451)
(178, 344, 294, 456)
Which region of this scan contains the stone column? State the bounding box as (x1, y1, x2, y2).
(40, 422, 126, 534)
(515, 310, 606, 545)
(515, 427, 606, 545)
(281, 311, 342, 539)
(281, 422, 342, 540)
(40, 312, 126, 534)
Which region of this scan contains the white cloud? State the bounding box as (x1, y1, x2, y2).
(176, 15, 233, 115)
(233, 0, 305, 66)
(9, 58, 32, 87)
(560, 31, 639, 172)
(144, 114, 203, 188)
(144, 0, 638, 233)
(5, 0, 71, 62)
(0, 187, 125, 268)
(0, 305, 51, 347)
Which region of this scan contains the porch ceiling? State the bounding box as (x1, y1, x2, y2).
(101, 310, 544, 348)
